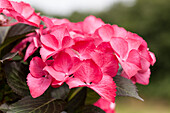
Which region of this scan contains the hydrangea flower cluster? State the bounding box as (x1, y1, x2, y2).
(0, 0, 156, 112)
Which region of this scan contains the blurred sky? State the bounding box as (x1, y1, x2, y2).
(13, 0, 135, 16)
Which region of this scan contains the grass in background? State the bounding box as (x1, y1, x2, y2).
(115, 97, 170, 113)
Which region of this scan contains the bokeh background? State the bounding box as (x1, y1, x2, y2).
(3, 0, 170, 112)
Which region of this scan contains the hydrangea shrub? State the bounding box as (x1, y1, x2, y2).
(0, 0, 156, 113)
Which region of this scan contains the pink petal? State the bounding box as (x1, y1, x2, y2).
(0, 0, 12, 9)
(126, 38, 142, 51)
(40, 47, 55, 61)
(67, 22, 83, 33)
(127, 32, 147, 48)
(83, 15, 104, 34)
(64, 48, 78, 58)
(72, 40, 96, 60)
(33, 36, 40, 48)
(140, 57, 150, 72)
(52, 18, 70, 25)
(138, 45, 152, 63)
(96, 42, 114, 53)
(97, 24, 114, 42)
(149, 51, 156, 65)
(20, 2, 34, 18)
(42, 16, 54, 28)
(66, 77, 86, 89)
(42, 17, 70, 28)
(53, 52, 73, 73)
(134, 69, 151, 85)
(62, 36, 75, 49)
(110, 37, 128, 59)
(51, 78, 63, 88)
(43, 66, 66, 81)
(112, 25, 127, 38)
(27, 73, 52, 98)
(24, 42, 38, 61)
(9, 1, 22, 14)
(29, 57, 46, 78)
(68, 57, 82, 74)
(74, 59, 103, 84)
(50, 25, 69, 45)
(120, 60, 141, 79)
(91, 52, 119, 77)
(90, 75, 117, 102)
(10, 1, 34, 18)
(126, 49, 141, 68)
(26, 13, 41, 27)
(40, 34, 59, 51)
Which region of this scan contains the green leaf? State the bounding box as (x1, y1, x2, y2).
(0, 52, 18, 63)
(4, 61, 30, 96)
(0, 26, 10, 44)
(0, 24, 36, 57)
(76, 105, 105, 113)
(5, 23, 36, 38)
(5, 96, 66, 113)
(113, 75, 144, 101)
(65, 87, 87, 113)
(85, 88, 100, 105)
(50, 83, 70, 100)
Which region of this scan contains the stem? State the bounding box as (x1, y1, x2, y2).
(68, 87, 83, 101)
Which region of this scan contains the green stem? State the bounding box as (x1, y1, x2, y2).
(68, 87, 83, 101)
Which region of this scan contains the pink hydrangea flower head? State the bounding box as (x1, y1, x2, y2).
(109, 25, 156, 84)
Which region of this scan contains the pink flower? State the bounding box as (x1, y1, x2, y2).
(27, 57, 52, 98)
(9, 12, 155, 106)
(110, 34, 141, 78)
(40, 25, 74, 61)
(108, 25, 156, 84)
(94, 98, 116, 113)
(66, 59, 117, 102)
(44, 52, 81, 87)
(121, 50, 156, 85)
(0, 0, 41, 27)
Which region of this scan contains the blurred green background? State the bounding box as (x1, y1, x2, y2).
(56, 0, 170, 112)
